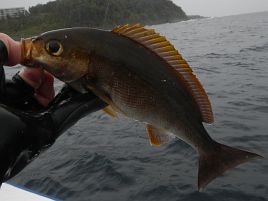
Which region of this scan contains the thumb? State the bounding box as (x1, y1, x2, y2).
(0, 33, 21, 66)
(35, 71, 55, 106)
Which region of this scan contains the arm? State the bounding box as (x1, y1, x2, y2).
(0, 36, 107, 184)
(0, 85, 106, 183)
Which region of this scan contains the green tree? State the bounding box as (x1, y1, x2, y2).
(1, 0, 188, 39)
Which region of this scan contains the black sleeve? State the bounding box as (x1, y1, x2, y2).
(0, 86, 106, 183)
(0, 40, 8, 101)
(0, 39, 107, 183)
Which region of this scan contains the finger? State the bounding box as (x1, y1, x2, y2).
(19, 67, 44, 89)
(34, 93, 53, 107)
(35, 71, 55, 106)
(0, 33, 21, 66)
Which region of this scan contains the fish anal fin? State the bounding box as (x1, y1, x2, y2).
(198, 142, 263, 191)
(112, 24, 214, 124)
(103, 106, 118, 118)
(145, 124, 174, 146)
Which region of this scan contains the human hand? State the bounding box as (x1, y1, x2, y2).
(0, 34, 106, 184)
(0, 33, 54, 106)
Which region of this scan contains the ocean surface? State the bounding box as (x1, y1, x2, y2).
(6, 11, 268, 201)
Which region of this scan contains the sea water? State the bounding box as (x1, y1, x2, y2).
(7, 11, 268, 201)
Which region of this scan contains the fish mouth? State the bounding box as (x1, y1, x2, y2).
(21, 37, 40, 67)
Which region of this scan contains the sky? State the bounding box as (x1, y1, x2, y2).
(173, 0, 268, 17)
(0, 0, 268, 17)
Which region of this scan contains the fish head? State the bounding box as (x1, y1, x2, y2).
(21, 29, 90, 83)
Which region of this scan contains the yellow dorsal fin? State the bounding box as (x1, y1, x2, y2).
(112, 24, 214, 123)
(145, 124, 174, 146)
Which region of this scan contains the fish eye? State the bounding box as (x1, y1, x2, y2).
(46, 40, 63, 56)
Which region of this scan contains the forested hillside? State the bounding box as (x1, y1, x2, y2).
(0, 0, 188, 38)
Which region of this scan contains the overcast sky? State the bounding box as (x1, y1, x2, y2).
(174, 0, 268, 17)
(0, 0, 268, 17)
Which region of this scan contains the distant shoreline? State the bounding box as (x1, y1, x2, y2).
(187, 15, 208, 20)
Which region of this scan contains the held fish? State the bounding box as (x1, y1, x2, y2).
(20, 24, 262, 190)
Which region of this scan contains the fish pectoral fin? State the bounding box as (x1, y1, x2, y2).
(145, 124, 174, 146)
(86, 85, 127, 116)
(86, 85, 113, 104)
(102, 106, 118, 118)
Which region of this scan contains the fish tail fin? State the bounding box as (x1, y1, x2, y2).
(198, 142, 262, 191)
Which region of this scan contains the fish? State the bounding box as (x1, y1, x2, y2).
(20, 24, 262, 190)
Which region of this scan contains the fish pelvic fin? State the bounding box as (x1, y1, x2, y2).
(103, 106, 118, 118)
(145, 124, 175, 146)
(198, 142, 263, 191)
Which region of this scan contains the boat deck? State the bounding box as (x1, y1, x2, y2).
(0, 183, 60, 201)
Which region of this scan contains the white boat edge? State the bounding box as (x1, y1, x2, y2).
(0, 183, 61, 201)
